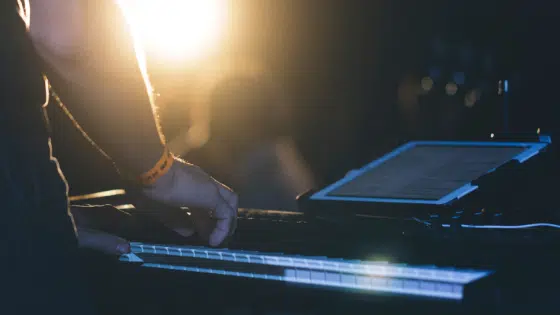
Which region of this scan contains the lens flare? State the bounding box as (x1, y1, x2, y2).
(120, 0, 228, 61)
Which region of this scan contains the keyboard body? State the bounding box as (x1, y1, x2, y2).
(72, 199, 560, 314)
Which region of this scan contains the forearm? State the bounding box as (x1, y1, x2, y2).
(41, 49, 165, 175)
(30, 0, 165, 176)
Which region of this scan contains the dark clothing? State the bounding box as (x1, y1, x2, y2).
(1, 2, 93, 313)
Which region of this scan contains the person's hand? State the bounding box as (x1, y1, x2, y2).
(77, 227, 130, 256)
(71, 205, 131, 255)
(142, 158, 238, 247)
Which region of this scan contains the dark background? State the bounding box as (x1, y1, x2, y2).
(49, 0, 560, 196)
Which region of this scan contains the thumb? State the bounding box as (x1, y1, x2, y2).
(77, 228, 130, 255)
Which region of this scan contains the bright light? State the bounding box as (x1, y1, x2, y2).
(121, 0, 228, 61)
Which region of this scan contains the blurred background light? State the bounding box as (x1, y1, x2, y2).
(429, 67, 441, 80)
(453, 72, 465, 85)
(464, 89, 480, 108)
(421, 77, 434, 92)
(445, 82, 458, 96)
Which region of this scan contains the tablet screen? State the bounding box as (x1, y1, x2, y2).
(326, 145, 525, 201)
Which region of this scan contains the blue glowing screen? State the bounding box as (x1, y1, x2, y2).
(311, 141, 547, 205)
(121, 242, 493, 301)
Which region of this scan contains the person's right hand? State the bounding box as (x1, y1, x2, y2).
(142, 157, 238, 247)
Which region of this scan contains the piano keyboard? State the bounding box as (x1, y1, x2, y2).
(120, 242, 493, 301)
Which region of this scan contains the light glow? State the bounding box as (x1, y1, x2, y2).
(69, 189, 126, 202)
(121, 0, 228, 61)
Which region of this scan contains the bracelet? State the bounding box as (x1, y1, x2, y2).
(138, 147, 174, 186)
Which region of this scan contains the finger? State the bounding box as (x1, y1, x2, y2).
(175, 165, 237, 245)
(209, 187, 238, 247)
(217, 185, 238, 236)
(218, 184, 237, 210)
(208, 203, 231, 246)
(189, 208, 214, 241)
(77, 228, 130, 255)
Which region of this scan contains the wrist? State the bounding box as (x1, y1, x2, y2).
(138, 146, 174, 185)
(120, 146, 174, 188)
(138, 155, 178, 206)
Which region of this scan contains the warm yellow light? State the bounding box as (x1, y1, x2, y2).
(121, 0, 228, 60)
(69, 189, 126, 202)
(421, 77, 433, 92)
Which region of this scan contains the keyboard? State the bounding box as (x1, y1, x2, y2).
(121, 242, 493, 301)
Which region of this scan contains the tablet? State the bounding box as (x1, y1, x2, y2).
(311, 141, 548, 205)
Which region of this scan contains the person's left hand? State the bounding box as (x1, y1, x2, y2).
(71, 205, 131, 255)
(76, 227, 130, 256)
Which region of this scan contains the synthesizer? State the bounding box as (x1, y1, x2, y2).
(73, 138, 560, 314)
(74, 203, 522, 315)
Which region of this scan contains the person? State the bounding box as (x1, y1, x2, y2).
(2, 1, 237, 313)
